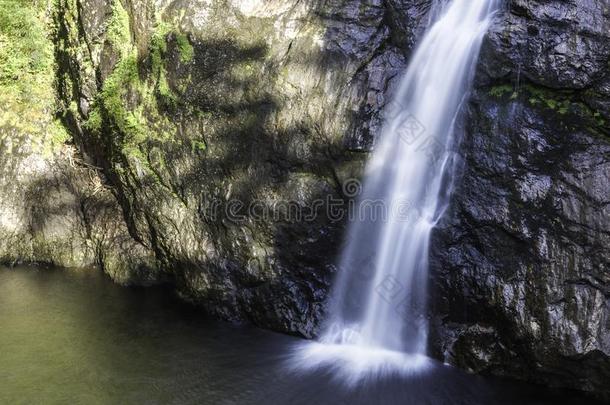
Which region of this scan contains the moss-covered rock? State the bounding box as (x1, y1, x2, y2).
(0, 0, 159, 283)
(50, 0, 407, 334)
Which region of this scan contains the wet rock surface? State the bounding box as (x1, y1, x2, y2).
(430, 0, 610, 397)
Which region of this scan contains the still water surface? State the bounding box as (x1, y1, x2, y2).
(0, 266, 599, 404)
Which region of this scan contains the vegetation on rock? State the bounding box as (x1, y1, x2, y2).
(0, 0, 68, 155)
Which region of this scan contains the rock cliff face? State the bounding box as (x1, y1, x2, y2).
(50, 0, 434, 335)
(0, 0, 158, 283)
(1, 0, 608, 398)
(429, 0, 610, 396)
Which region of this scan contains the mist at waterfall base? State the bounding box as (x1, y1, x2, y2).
(291, 0, 499, 382)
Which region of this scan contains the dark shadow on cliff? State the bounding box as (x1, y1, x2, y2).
(52, 0, 437, 338)
(150, 0, 439, 336)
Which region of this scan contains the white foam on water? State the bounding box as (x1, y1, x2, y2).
(291, 340, 433, 386)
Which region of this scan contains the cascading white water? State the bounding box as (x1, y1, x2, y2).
(294, 0, 499, 380)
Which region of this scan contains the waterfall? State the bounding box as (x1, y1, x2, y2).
(294, 0, 499, 380)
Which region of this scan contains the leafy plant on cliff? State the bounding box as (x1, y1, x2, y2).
(0, 0, 68, 154)
(87, 1, 194, 168)
(176, 33, 194, 63)
(106, 0, 131, 54)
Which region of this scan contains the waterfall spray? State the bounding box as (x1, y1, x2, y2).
(293, 0, 499, 381)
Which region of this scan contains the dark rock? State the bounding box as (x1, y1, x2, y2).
(430, 1, 610, 397)
(480, 0, 610, 89)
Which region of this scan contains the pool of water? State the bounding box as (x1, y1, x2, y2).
(0, 266, 600, 404)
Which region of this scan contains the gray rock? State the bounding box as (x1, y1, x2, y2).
(430, 1, 610, 395)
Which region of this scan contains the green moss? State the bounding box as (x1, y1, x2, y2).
(191, 140, 206, 153)
(106, 0, 131, 56)
(148, 22, 183, 108)
(489, 85, 513, 98)
(176, 72, 192, 93)
(523, 85, 608, 139)
(150, 22, 171, 74)
(490, 84, 574, 115)
(86, 13, 207, 172)
(0, 0, 65, 152)
(122, 144, 147, 163)
(95, 47, 181, 164)
(524, 85, 570, 114)
(84, 108, 103, 131)
(593, 112, 606, 127)
(99, 54, 147, 144)
(94, 53, 150, 165)
(157, 70, 177, 107)
(176, 32, 194, 63)
(0, 0, 51, 82)
(488, 82, 608, 141)
(49, 119, 71, 146)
